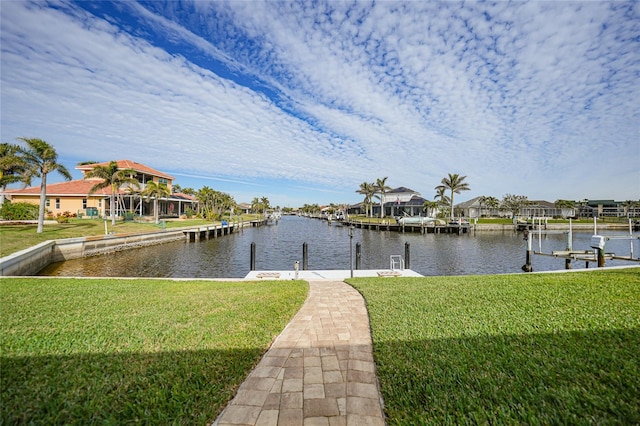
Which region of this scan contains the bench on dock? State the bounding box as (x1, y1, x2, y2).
(256, 272, 281, 279)
(377, 270, 402, 277)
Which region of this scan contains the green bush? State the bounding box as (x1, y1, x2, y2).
(0, 201, 39, 220)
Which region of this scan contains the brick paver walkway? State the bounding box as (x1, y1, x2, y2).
(214, 280, 385, 425)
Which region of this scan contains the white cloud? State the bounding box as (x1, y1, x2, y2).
(1, 0, 638, 205)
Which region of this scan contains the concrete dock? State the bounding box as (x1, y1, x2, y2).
(244, 269, 423, 280)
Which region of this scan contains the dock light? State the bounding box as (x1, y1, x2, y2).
(294, 260, 299, 280)
(349, 226, 354, 278)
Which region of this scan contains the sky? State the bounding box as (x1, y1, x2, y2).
(1, 1, 639, 208)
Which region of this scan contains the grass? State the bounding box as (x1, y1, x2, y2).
(1, 278, 308, 424)
(348, 269, 640, 424)
(0, 215, 262, 257)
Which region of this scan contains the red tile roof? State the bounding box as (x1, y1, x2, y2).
(75, 160, 175, 180)
(6, 179, 113, 196)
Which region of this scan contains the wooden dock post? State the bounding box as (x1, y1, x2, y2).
(355, 242, 361, 269)
(302, 242, 308, 270)
(597, 248, 605, 267)
(250, 242, 256, 271)
(405, 242, 410, 269)
(590, 235, 606, 267)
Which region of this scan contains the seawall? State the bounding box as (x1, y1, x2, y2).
(0, 222, 244, 276)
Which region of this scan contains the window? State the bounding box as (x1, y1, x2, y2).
(82, 198, 87, 209)
(46, 198, 50, 207)
(98, 199, 102, 207)
(55, 198, 60, 209)
(158, 178, 168, 185)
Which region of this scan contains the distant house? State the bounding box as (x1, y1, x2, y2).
(577, 200, 639, 218)
(237, 203, 252, 215)
(455, 196, 577, 218)
(5, 159, 196, 219)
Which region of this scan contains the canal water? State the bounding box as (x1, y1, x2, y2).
(38, 215, 639, 278)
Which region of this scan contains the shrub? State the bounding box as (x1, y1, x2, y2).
(0, 201, 39, 220)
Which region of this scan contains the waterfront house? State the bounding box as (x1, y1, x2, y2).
(350, 187, 433, 218)
(456, 196, 577, 219)
(4, 159, 196, 220)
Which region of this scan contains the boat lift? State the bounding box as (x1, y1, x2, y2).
(523, 217, 640, 271)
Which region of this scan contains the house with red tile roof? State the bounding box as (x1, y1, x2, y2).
(4, 160, 196, 220)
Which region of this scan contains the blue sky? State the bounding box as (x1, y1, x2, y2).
(1, 1, 639, 207)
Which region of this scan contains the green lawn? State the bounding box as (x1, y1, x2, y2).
(348, 269, 640, 425)
(1, 278, 308, 424)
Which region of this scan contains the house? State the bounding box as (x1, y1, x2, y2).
(350, 187, 434, 218)
(4, 159, 196, 220)
(577, 200, 640, 218)
(455, 196, 577, 218)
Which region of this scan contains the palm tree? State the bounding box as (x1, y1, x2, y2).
(84, 161, 140, 226)
(478, 196, 488, 217)
(141, 181, 170, 224)
(356, 182, 376, 217)
(374, 177, 391, 218)
(260, 196, 270, 215)
(435, 173, 470, 220)
(251, 197, 261, 214)
(485, 196, 500, 217)
(422, 200, 439, 217)
(0, 142, 28, 206)
(434, 187, 451, 218)
(17, 138, 72, 233)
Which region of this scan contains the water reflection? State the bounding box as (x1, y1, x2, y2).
(38, 215, 639, 278)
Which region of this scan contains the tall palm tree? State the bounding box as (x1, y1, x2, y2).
(17, 138, 72, 233)
(374, 177, 391, 218)
(0, 142, 28, 206)
(141, 181, 170, 224)
(84, 161, 140, 226)
(435, 173, 470, 220)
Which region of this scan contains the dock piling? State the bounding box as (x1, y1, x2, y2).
(405, 242, 411, 269)
(302, 242, 308, 270)
(250, 242, 256, 271)
(522, 231, 533, 272)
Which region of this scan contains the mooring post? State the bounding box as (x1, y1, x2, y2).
(590, 235, 606, 268)
(565, 226, 572, 269)
(349, 226, 354, 278)
(302, 242, 308, 270)
(355, 242, 361, 269)
(597, 248, 605, 267)
(522, 230, 533, 272)
(405, 242, 411, 269)
(250, 242, 256, 271)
